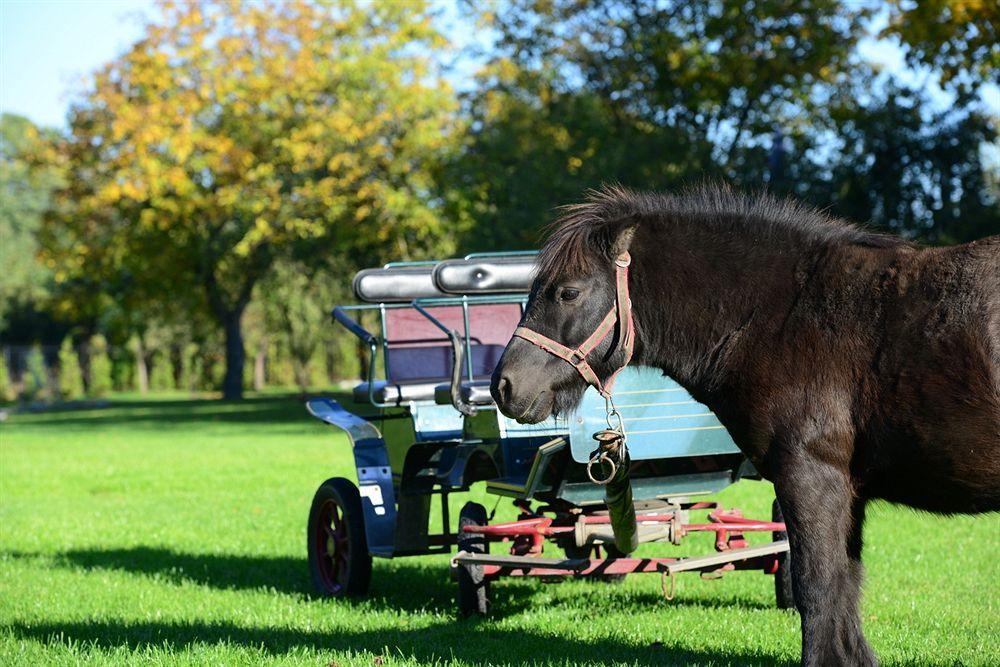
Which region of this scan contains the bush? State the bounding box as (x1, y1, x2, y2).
(150, 352, 175, 392)
(87, 335, 114, 397)
(0, 353, 14, 402)
(57, 339, 85, 400)
(268, 342, 295, 388)
(111, 349, 134, 393)
(22, 346, 50, 401)
(309, 348, 328, 389)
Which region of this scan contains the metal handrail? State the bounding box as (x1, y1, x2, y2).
(331, 307, 394, 409)
(335, 294, 526, 311)
(410, 302, 478, 417)
(331, 294, 527, 412)
(463, 250, 538, 259)
(382, 259, 440, 269)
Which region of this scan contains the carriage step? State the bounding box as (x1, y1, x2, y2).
(664, 540, 789, 574)
(452, 552, 590, 571)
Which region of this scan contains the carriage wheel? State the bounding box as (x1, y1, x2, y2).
(456, 501, 490, 617)
(308, 477, 372, 597)
(772, 498, 795, 610)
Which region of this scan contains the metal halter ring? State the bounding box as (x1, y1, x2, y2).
(586, 451, 617, 485)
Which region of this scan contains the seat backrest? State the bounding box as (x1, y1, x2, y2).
(383, 303, 522, 383)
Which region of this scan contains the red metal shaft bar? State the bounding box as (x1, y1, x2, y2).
(481, 555, 779, 579)
(684, 521, 785, 533)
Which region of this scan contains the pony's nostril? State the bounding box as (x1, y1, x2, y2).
(497, 376, 512, 404)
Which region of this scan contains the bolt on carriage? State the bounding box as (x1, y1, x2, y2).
(305, 252, 792, 616)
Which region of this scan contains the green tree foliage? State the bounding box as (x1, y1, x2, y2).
(87, 335, 114, 398)
(43, 0, 461, 399)
(57, 339, 85, 400)
(179, 344, 201, 394)
(0, 114, 62, 331)
(22, 346, 50, 401)
(150, 352, 176, 393)
(259, 260, 355, 392)
(0, 353, 14, 402)
(810, 78, 998, 242)
(452, 0, 872, 249)
(882, 0, 999, 91)
(454, 0, 997, 247)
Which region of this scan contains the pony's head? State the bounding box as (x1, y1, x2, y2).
(491, 187, 640, 423)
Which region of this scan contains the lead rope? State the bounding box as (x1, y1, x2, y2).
(588, 391, 638, 553)
(586, 393, 628, 485)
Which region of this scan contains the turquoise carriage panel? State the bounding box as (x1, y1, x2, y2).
(568, 367, 739, 463)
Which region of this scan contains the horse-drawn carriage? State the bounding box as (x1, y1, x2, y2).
(305, 252, 791, 616)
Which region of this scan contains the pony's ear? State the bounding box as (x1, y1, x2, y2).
(608, 218, 638, 259)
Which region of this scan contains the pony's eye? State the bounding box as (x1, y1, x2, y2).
(560, 288, 580, 302)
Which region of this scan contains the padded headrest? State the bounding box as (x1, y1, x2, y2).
(352, 265, 447, 303)
(433, 257, 537, 295)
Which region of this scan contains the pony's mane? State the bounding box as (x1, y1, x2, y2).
(537, 183, 907, 280)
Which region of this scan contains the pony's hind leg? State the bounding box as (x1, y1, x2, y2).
(773, 442, 877, 667)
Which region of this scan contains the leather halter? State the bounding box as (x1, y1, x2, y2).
(512, 252, 634, 398)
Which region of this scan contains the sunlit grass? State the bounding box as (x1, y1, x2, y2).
(1, 395, 996, 665)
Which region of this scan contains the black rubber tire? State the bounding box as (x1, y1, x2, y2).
(308, 477, 372, 597)
(772, 498, 795, 610)
(456, 501, 490, 617)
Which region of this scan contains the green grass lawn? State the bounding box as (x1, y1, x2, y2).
(1, 395, 997, 666)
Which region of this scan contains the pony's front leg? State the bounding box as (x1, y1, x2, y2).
(773, 441, 876, 667)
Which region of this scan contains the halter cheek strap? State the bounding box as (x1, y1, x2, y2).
(512, 251, 634, 398)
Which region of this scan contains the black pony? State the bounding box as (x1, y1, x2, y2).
(491, 184, 1000, 666)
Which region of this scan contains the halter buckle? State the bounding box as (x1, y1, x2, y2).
(569, 350, 587, 366)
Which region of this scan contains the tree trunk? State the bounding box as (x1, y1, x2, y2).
(171, 345, 183, 389)
(77, 339, 92, 394)
(254, 341, 267, 392)
(134, 337, 150, 395)
(222, 309, 246, 400)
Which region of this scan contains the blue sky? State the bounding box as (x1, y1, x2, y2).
(1, 0, 156, 127)
(1, 0, 997, 131)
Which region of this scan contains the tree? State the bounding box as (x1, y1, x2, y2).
(87, 335, 114, 398)
(455, 0, 996, 248)
(0, 114, 61, 332)
(44, 0, 460, 399)
(0, 353, 14, 402)
(259, 259, 356, 392)
(882, 0, 999, 92)
(57, 338, 85, 400)
(150, 351, 176, 392)
(453, 0, 873, 249)
(817, 77, 999, 242)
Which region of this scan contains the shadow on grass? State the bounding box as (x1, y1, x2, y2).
(2, 545, 803, 664)
(10, 393, 369, 429)
(35, 546, 780, 615)
(0, 617, 794, 666)
(25, 546, 461, 615)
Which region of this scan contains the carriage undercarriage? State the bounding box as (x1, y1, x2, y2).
(305, 252, 791, 616)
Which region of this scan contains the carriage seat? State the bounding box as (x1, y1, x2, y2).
(433, 380, 495, 407)
(353, 380, 441, 406)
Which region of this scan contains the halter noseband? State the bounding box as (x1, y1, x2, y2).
(512, 252, 634, 398)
